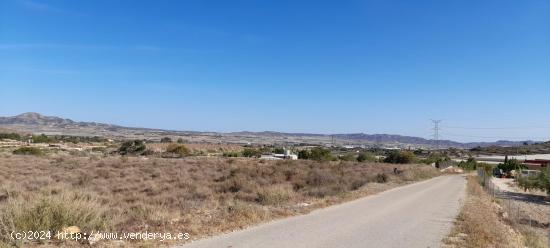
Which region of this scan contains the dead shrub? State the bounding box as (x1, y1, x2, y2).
(0, 189, 109, 245)
(375, 173, 388, 183)
(256, 185, 295, 206)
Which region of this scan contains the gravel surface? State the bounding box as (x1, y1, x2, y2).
(178, 175, 466, 248)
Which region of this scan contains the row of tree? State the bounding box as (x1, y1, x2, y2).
(0, 132, 105, 144)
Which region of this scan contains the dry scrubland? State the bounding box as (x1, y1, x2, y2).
(0, 154, 439, 247)
(443, 176, 548, 248)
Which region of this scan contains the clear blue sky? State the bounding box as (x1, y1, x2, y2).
(1, 0, 549, 142)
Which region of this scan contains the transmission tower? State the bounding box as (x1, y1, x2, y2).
(431, 120, 442, 150)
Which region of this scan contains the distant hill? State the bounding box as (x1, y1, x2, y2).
(0, 112, 536, 148)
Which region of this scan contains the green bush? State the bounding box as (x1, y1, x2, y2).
(458, 157, 478, 170)
(420, 153, 447, 165)
(339, 153, 356, 161)
(0, 133, 21, 140)
(299, 147, 335, 161)
(497, 159, 525, 172)
(518, 167, 550, 194)
(223, 152, 241, 157)
(160, 137, 172, 143)
(31, 134, 54, 143)
(539, 167, 550, 194)
(272, 147, 285, 154)
(242, 148, 262, 158)
(118, 140, 146, 155)
(384, 151, 415, 164)
(12, 147, 43, 156)
(357, 152, 376, 162)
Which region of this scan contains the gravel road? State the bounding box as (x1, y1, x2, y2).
(178, 175, 466, 248)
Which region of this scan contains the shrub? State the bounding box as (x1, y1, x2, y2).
(12, 147, 43, 156)
(357, 152, 376, 162)
(539, 167, 550, 194)
(518, 167, 550, 194)
(384, 151, 415, 164)
(176, 138, 184, 143)
(256, 185, 295, 206)
(458, 157, 478, 170)
(339, 153, 356, 161)
(497, 159, 525, 172)
(0, 133, 21, 141)
(166, 144, 190, 157)
(0, 190, 109, 245)
(223, 152, 241, 157)
(297, 150, 310, 159)
(118, 140, 146, 155)
(375, 173, 388, 183)
(299, 147, 335, 161)
(518, 175, 539, 192)
(31, 134, 54, 143)
(306, 169, 337, 187)
(420, 153, 447, 165)
(272, 147, 285, 154)
(160, 137, 172, 143)
(242, 148, 261, 158)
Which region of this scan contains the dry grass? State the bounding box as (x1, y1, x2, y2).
(145, 143, 243, 155)
(443, 176, 524, 248)
(0, 155, 439, 247)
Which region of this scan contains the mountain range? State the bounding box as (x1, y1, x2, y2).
(0, 112, 535, 149)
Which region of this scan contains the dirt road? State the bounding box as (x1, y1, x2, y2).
(178, 175, 466, 248)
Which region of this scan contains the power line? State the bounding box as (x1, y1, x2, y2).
(442, 125, 550, 130)
(431, 120, 442, 150)
(440, 132, 550, 141)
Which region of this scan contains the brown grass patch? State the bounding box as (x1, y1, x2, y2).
(0, 155, 439, 247)
(443, 176, 523, 248)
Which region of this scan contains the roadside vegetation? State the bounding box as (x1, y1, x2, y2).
(518, 167, 550, 194)
(444, 176, 523, 248)
(0, 154, 439, 247)
(12, 147, 43, 156)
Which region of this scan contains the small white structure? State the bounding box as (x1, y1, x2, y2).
(260, 148, 298, 160)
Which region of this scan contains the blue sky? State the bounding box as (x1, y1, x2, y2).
(1, 0, 549, 142)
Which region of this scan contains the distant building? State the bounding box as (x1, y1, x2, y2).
(260, 149, 298, 160)
(523, 159, 550, 170)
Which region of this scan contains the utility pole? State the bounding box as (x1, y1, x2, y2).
(431, 120, 442, 150)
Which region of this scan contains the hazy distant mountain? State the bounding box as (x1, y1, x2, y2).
(0, 112, 535, 148)
(0, 112, 74, 125)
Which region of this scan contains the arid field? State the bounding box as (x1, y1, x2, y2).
(0, 154, 439, 247)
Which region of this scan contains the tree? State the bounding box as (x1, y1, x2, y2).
(497, 159, 525, 172)
(298, 150, 310, 159)
(272, 147, 285, 154)
(308, 147, 334, 161)
(160, 137, 172, 143)
(177, 138, 184, 143)
(384, 151, 415, 164)
(242, 148, 262, 158)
